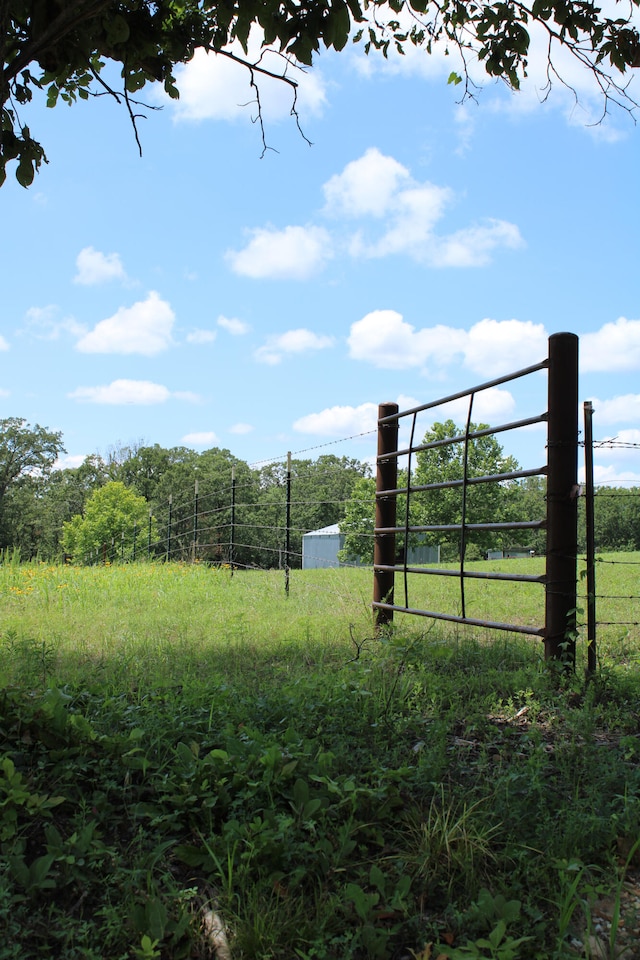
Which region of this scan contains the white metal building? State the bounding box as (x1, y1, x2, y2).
(302, 525, 440, 570)
(302, 524, 346, 569)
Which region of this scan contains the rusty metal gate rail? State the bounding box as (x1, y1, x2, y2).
(373, 332, 579, 662)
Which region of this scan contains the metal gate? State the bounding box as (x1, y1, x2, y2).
(373, 332, 579, 663)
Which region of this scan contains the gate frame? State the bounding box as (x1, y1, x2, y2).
(373, 332, 579, 664)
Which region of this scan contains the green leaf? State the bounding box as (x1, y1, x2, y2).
(293, 778, 309, 805)
(104, 14, 131, 46)
(46, 84, 59, 108)
(303, 797, 322, 818)
(448, 71, 463, 85)
(16, 156, 34, 188)
(331, 0, 351, 51)
(369, 863, 386, 893)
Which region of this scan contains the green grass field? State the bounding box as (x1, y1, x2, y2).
(1, 558, 639, 959)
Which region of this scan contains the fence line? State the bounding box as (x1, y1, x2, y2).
(49, 365, 639, 663)
(64, 476, 639, 654)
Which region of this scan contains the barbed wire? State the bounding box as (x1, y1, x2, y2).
(592, 439, 640, 450)
(248, 430, 377, 469)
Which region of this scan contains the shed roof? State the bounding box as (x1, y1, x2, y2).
(304, 524, 342, 537)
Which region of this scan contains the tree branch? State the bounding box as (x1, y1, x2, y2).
(215, 46, 313, 155)
(3, 0, 112, 85)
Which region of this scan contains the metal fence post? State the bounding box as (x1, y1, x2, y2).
(285, 452, 291, 597)
(193, 479, 199, 562)
(230, 466, 236, 575)
(374, 403, 399, 627)
(545, 332, 579, 664)
(584, 400, 597, 675)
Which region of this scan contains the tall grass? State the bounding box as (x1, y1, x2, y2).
(1, 555, 636, 687)
(1, 558, 639, 959)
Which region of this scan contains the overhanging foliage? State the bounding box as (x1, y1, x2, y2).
(1, 0, 639, 185)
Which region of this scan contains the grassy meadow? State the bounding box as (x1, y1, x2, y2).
(1, 556, 639, 959)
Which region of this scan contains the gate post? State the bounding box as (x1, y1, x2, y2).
(545, 333, 579, 664)
(374, 403, 399, 627)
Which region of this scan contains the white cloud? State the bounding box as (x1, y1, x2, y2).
(218, 315, 250, 335)
(74, 246, 127, 285)
(586, 395, 640, 425)
(255, 328, 335, 365)
(187, 329, 217, 345)
(226, 225, 333, 279)
(587, 464, 640, 486)
(581, 318, 640, 373)
(0, 387, 9, 397)
(182, 431, 219, 447)
(323, 148, 411, 218)
(230, 422, 254, 435)
(463, 318, 548, 375)
(324, 149, 522, 267)
(389, 389, 516, 449)
(0, 335, 8, 351)
(23, 305, 85, 340)
(351, 182, 454, 259)
(348, 312, 548, 376)
(230, 150, 522, 278)
(68, 380, 197, 405)
(54, 454, 87, 470)
(592, 429, 640, 457)
(76, 292, 175, 355)
(439, 388, 516, 423)
(429, 221, 524, 268)
(293, 402, 379, 436)
(348, 310, 467, 370)
(169, 36, 327, 124)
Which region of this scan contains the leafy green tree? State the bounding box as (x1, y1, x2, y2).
(257, 454, 370, 567)
(31, 453, 110, 557)
(3, 0, 639, 186)
(112, 443, 196, 503)
(339, 468, 417, 565)
(339, 475, 376, 564)
(0, 417, 65, 548)
(589, 487, 640, 551)
(505, 475, 547, 555)
(62, 480, 153, 562)
(412, 420, 519, 559)
(145, 446, 260, 563)
(3, 452, 110, 559)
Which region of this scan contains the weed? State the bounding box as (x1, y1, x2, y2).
(403, 788, 501, 900)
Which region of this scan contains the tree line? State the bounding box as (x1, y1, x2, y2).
(1, 417, 638, 566)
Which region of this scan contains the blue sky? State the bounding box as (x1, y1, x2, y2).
(1, 28, 639, 485)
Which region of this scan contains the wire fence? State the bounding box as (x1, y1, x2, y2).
(53, 366, 639, 660)
(66, 457, 640, 658)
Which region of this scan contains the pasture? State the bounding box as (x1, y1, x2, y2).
(1, 557, 639, 959)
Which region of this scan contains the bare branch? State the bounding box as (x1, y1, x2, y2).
(215, 46, 313, 154)
(88, 62, 162, 156)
